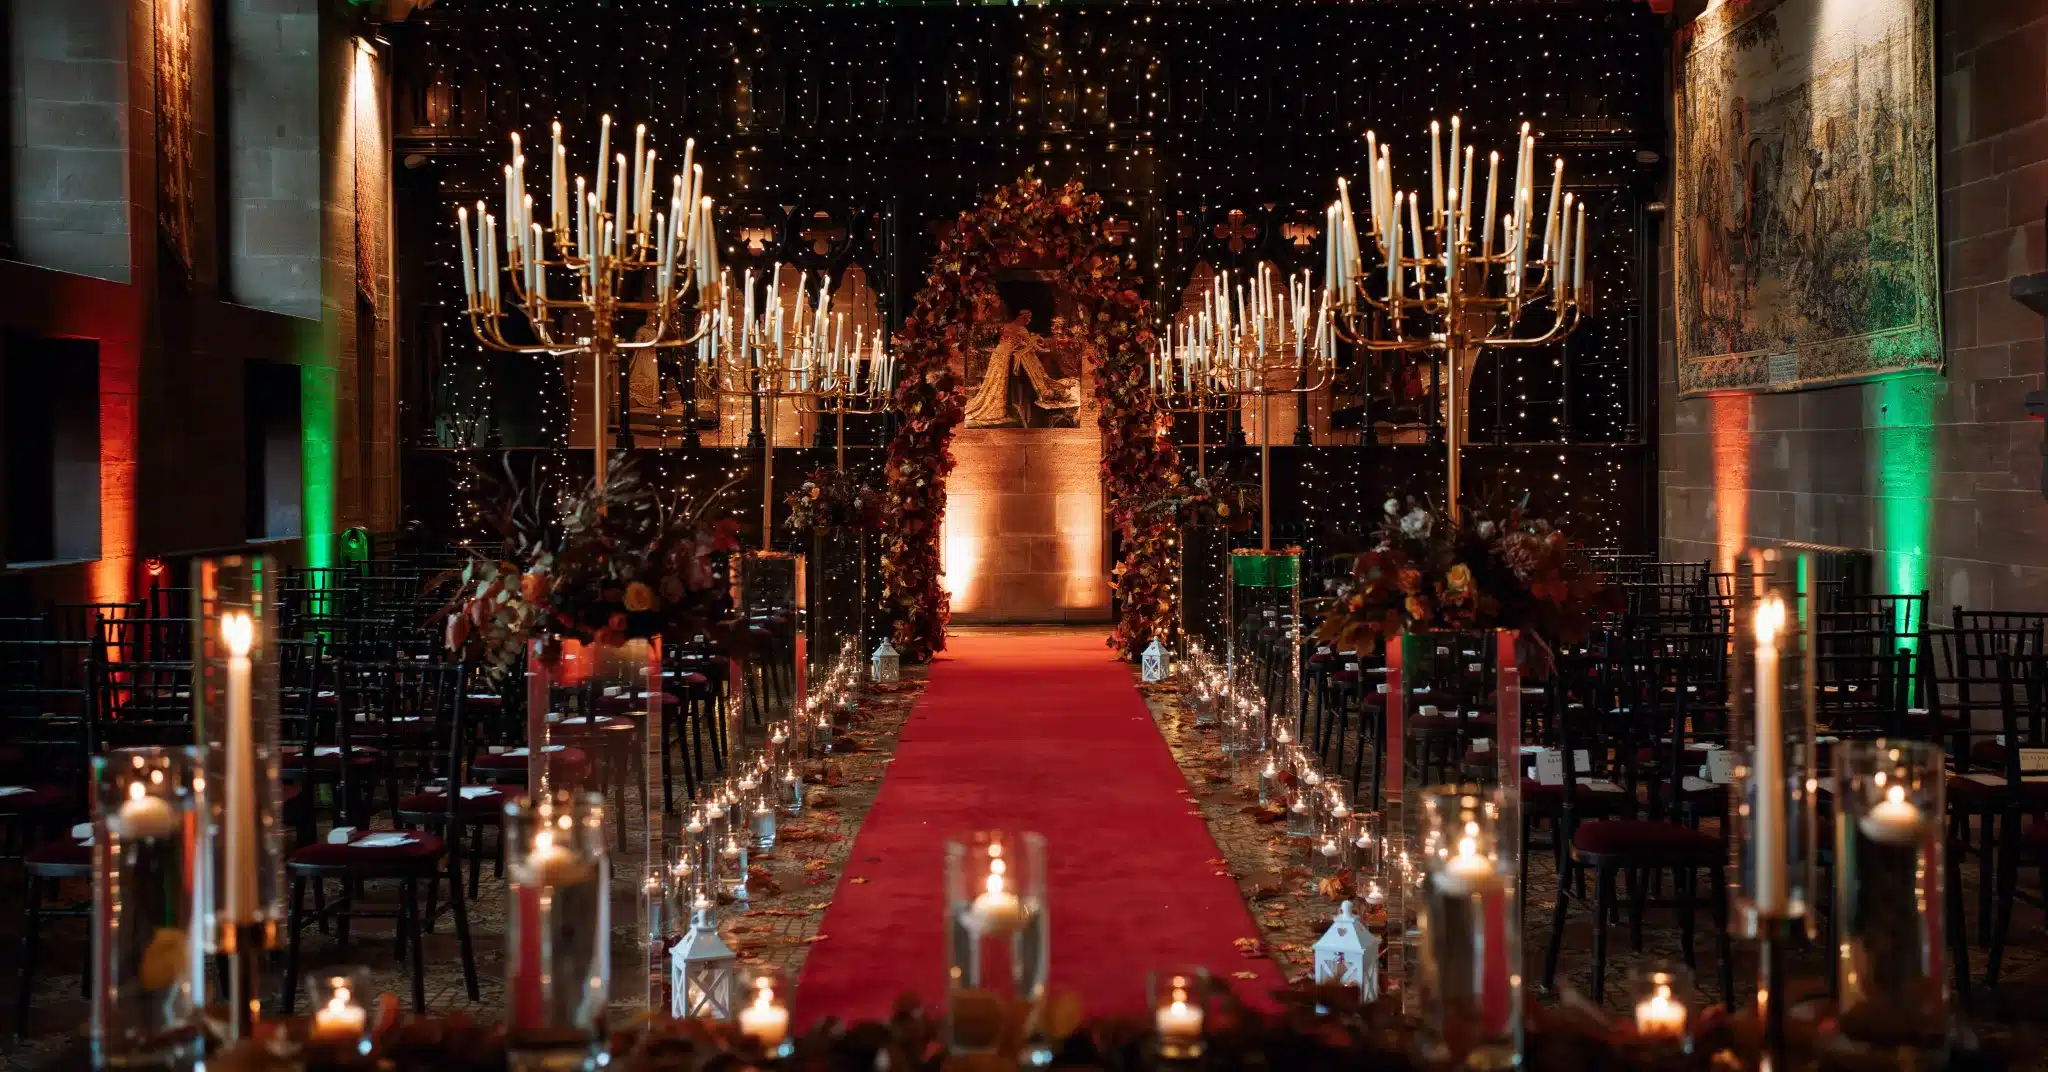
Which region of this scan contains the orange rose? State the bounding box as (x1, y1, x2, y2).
(624, 582, 656, 612)
(519, 571, 547, 604)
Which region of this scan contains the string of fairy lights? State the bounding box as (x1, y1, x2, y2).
(404, 0, 1660, 548)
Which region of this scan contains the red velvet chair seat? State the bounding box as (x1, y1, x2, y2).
(1572, 819, 1719, 858)
(280, 745, 383, 772)
(1946, 773, 2048, 807)
(1520, 777, 1629, 812)
(24, 836, 91, 870)
(288, 830, 444, 868)
(395, 785, 510, 818)
(1410, 714, 1492, 732)
(0, 784, 74, 814)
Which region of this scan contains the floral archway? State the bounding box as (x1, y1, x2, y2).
(880, 176, 1179, 662)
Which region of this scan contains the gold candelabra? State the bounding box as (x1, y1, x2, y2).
(457, 115, 721, 484)
(1154, 266, 1335, 551)
(1327, 116, 1593, 518)
(697, 264, 896, 546)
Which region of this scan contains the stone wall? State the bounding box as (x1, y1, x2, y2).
(1659, 0, 2048, 617)
(0, 0, 391, 609)
(224, 0, 319, 319)
(6, 0, 130, 282)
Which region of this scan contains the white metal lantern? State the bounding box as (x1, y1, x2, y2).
(1314, 900, 1381, 1001)
(871, 639, 901, 684)
(1141, 638, 1167, 683)
(670, 906, 737, 1020)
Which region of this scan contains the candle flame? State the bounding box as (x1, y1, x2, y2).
(1754, 594, 1786, 644)
(752, 977, 776, 1008)
(985, 871, 1005, 897)
(221, 611, 253, 657)
(1886, 785, 1906, 805)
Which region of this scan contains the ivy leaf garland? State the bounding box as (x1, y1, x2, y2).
(880, 174, 1179, 661)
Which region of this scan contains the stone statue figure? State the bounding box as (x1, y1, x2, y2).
(962, 308, 1081, 427)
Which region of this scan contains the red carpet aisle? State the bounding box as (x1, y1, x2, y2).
(797, 629, 1281, 1025)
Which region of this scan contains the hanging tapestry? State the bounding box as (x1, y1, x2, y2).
(1674, 0, 1940, 396)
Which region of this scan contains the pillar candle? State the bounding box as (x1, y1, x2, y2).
(1573, 202, 1588, 298)
(458, 207, 477, 308)
(1481, 151, 1500, 261)
(551, 122, 566, 233)
(1429, 120, 1443, 231)
(595, 115, 612, 218)
(1543, 158, 1565, 264)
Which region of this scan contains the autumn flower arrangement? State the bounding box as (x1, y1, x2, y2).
(885, 173, 1177, 661)
(1317, 496, 1621, 677)
(784, 468, 883, 535)
(439, 456, 743, 674)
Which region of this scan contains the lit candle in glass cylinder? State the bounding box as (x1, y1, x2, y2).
(1832, 740, 1949, 1054)
(1632, 972, 1689, 1041)
(92, 748, 205, 1069)
(719, 833, 750, 902)
(1416, 789, 1519, 1070)
(505, 793, 609, 1068)
(307, 968, 373, 1055)
(781, 766, 804, 815)
(946, 832, 1050, 1061)
(738, 975, 792, 1055)
(749, 793, 778, 853)
(1150, 971, 1206, 1061)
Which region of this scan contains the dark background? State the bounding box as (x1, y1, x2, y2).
(387, 0, 1667, 554)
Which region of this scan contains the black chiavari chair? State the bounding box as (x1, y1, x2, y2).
(1929, 621, 2045, 940)
(282, 661, 480, 1013)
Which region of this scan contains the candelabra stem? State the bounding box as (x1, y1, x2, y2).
(591, 336, 612, 490)
(836, 403, 847, 473)
(1196, 405, 1206, 480)
(762, 398, 777, 551)
(683, 356, 702, 447)
(1445, 337, 1461, 522)
(1293, 363, 1312, 446)
(1260, 390, 1272, 552)
(614, 346, 633, 453)
(749, 370, 765, 449)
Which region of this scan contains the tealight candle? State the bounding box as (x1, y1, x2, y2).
(519, 830, 593, 886)
(1857, 784, 1926, 845)
(115, 782, 179, 840)
(738, 978, 790, 1048)
(1155, 995, 1203, 1042)
(311, 984, 368, 1042)
(1633, 983, 1687, 1039)
(966, 869, 1024, 935)
(1433, 836, 1503, 897)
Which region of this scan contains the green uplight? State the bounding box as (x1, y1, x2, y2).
(302, 364, 338, 570)
(1870, 372, 1935, 638)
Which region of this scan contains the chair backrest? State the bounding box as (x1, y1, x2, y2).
(49, 601, 142, 643)
(1978, 651, 2048, 804)
(1928, 623, 2041, 730)
(96, 615, 192, 667)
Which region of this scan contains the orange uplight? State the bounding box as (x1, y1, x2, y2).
(1708, 393, 1749, 572)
